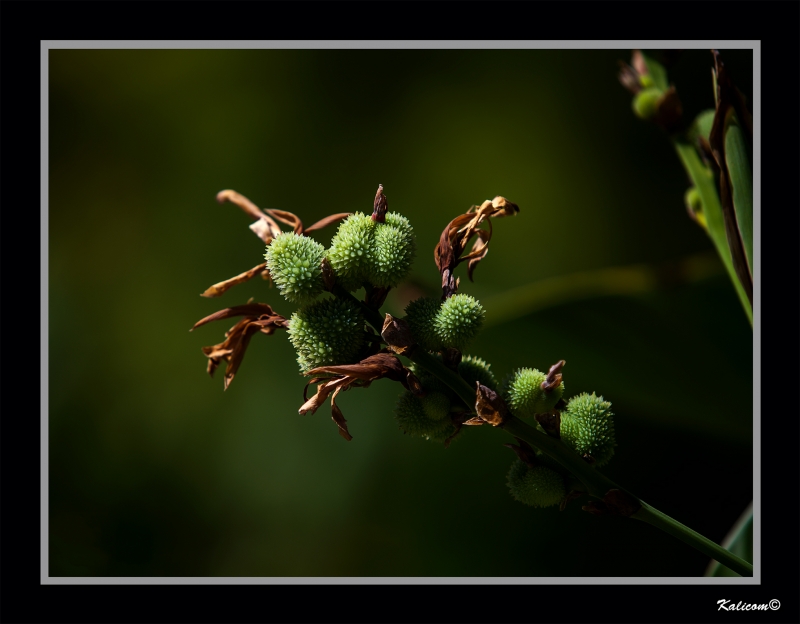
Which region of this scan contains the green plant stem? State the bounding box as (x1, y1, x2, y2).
(633, 502, 753, 577)
(332, 282, 753, 576)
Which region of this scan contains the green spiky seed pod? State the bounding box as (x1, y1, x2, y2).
(458, 355, 497, 390)
(264, 232, 326, 304)
(404, 297, 444, 352)
(506, 458, 565, 508)
(326, 212, 375, 291)
(287, 297, 366, 371)
(434, 294, 484, 350)
(368, 215, 416, 287)
(420, 391, 451, 421)
(560, 392, 616, 466)
(632, 87, 662, 120)
(503, 368, 564, 419)
(394, 390, 457, 442)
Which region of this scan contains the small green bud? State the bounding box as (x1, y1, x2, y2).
(434, 294, 484, 350)
(394, 390, 456, 442)
(264, 232, 326, 304)
(458, 355, 497, 390)
(684, 187, 707, 229)
(560, 392, 616, 466)
(506, 458, 565, 508)
(287, 297, 366, 371)
(404, 297, 445, 352)
(327, 212, 376, 291)
(368, 213, 416, 287)
(503, 368, 564, 418)
(639, 73, 655, 88)
(632, 87, 663, 120)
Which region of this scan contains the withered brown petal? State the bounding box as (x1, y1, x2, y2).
(603, 489, 641, 516)
(330, 386, 353, 441)
(217, 189, 283, 240)
(298, 376, 351, 415)
(474, 382, 509, 426)
(304, 213, 352, 234)
(200, 317, 264, 390)
(380, 314, 416, 356)
(306, 352, 407, 384)
(191, 302, 287, 331)
(264, 208, 304, 234)
(200, 263, 268, 298)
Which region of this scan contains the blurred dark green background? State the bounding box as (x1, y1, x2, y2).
(48, 48, 753, 577)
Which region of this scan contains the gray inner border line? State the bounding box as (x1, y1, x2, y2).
(41, 39, 760, 585)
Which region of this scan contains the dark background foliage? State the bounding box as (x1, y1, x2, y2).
(48, 48, 753, 577)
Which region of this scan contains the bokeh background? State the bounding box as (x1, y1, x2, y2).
(48, 48, 754, 577)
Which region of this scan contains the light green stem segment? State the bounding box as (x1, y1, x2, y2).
(633, 502, 753, 577)
(673, 140, 752, 326)
(331, 285, 753, 576)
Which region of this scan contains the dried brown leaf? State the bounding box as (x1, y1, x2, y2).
(193, 302, 288, 390)
(200, 263, 269, 298)
(264, 208, 304, 234)
(709, 49, 753, 306)
(217, 189, 282, 241)
(304, 213, 352, 234)
(434, 197, 517, 298)
(474, 382, 509, 427)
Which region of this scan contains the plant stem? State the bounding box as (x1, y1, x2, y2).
(333, 282, 753, 576)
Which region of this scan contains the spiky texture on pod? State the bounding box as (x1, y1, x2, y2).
(404, 297, 444, 352)
(434, 294, 484, 350)
(420, 391, 451, 421)
(394, 390, 457, 443)
(506, 458, 565, 508)
(368, 214, 416, 287)
(560, 392, 616, 466)
(458, 355, 497, 390)
(326, 212, 375, 291)
(503, 368, 564, 419)
(287, 297, 366, 371)
(264, 232, 326, 304)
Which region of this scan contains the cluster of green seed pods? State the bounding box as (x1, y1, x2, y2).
(327, 212, 416, 291)
(503, 366, 617, 507)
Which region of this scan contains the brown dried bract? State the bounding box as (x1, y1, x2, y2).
(503, 437, 538, 468)
(299, 352, 418, 441)
(434, 196, 519, 299)
(191, 302, 289, 390)
(534, 412, 561, 438)
(541, 359, 565, 392)
(380, 314, 416, 356)
(474, 381, 509, 427)
(371, 184, 388, 223)
(582, 489, 641, 517)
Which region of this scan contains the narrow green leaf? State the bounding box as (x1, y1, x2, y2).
(673, 140, 752, 325)
(687, 109, 716, 146)
(725, 115, 754, 276)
